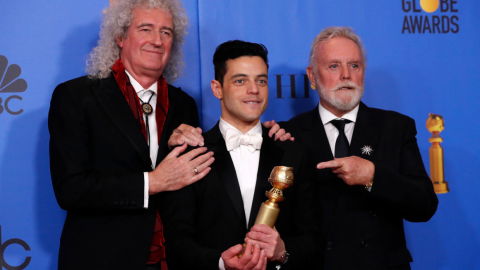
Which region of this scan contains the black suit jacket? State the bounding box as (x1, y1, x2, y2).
(281, 102, 438, 270)
(160, 124, 319, 270)
(48, 74, 199, 270)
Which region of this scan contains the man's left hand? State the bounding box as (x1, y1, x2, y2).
(245, 224, 286, 261)
(317, 156, 374, 186)
(263, 120, 294, 141)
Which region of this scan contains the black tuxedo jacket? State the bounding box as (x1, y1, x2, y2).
(160, 124, 320, 270)
(48, 74, 199, 270)
(281, 102, 438, 270)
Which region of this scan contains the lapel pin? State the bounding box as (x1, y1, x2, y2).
(361, 145, 373, 155)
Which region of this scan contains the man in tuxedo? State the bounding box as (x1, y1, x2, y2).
(281, 26, 439, 269)
(48, 1, 215, 269)
(160, 40, 318, 270)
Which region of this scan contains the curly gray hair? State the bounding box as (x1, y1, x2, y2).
(309, 26, 367, 69)
(86, 0, 188, 83)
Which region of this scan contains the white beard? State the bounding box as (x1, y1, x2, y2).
(317, 80, 364, 112)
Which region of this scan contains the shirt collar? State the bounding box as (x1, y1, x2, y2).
(318, 102, 359, 125)
(125, 70, 158, 94)
(219, 118, 263, 141)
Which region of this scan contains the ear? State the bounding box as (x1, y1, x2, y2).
(211, 80, 223, 100)
(306, 66, 316, 88)
(116, 36, 124, 48)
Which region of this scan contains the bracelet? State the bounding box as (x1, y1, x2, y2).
(278, 250, 289, 264)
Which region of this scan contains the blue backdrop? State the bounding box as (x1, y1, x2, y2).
(1, 0, 479, 269)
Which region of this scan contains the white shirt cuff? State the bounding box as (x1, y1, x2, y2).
(144, 172, 149, 208)
(219, 257, 226, 270)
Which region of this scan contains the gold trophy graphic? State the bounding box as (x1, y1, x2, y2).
(238, 166, 294, 257)
(426, 113, 449, 194)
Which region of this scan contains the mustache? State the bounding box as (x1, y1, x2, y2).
(333, 81, 362, 91)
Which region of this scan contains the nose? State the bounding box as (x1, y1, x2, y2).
(341, 65, 350, 80)
(248, 81, 259, 95)
(151, 31, 163, 47)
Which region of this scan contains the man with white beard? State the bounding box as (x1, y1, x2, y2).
(280, 27, 438, 270)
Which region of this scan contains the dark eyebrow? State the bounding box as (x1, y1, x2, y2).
(256, 74, 268, 79)
(230, 74, 247, 80)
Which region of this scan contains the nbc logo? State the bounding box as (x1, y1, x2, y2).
(0, 55, 27, 115)
(401, 0, 459, 34)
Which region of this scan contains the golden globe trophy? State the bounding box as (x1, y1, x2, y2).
(238, 166, 294, 257)
(426, 113, 449, 194)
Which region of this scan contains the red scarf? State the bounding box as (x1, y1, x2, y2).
(112, 59, 169, 266)
(111, 59, 170, 148)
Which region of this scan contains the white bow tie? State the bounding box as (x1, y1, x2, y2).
(225, 129, 263, 153)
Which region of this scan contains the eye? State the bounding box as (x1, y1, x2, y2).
(351, 63, 359, 68)
(235, 79, 245, 84)
(330, 64, 338, 69)
(258, 79, 268, 85)
(161, 30, 172, 36)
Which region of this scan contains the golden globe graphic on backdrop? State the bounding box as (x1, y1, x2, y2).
(427, 113, 450, 194)
(420, 0, 440, 12)
(401, 0, 459, 34)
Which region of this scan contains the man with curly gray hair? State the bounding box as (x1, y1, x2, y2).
(49, 1, 214, 270)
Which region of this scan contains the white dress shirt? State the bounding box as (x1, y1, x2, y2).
(125, 71, 158, 209)
(318, 103, 359, 157)
(218, 118, 262, 270)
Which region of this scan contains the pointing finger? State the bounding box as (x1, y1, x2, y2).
(317, 159, 342, 169)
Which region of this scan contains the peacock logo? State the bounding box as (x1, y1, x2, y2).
(0, 56, 27, 94)
(0, 55, 27, 115)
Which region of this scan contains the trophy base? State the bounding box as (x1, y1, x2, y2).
(434, 181, 449, 194)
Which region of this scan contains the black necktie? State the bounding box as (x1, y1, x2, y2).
(330, 119, 351, 158)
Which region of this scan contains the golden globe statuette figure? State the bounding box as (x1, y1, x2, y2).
(238, 166, 294, 257)
(426, 113, 449, 193)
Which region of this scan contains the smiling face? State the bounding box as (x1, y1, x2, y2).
(211, 56, 269, 133)
(307, 36, 365, 117)
(116, 7, 173, 87)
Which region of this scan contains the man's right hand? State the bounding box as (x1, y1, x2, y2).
(222, 243, 267, 270)
(148, 143, 214, 194)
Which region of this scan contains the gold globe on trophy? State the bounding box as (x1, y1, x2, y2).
(426, 113, 449, 193)
(238, 166, 294, 257)
(254, 166, 294, 227)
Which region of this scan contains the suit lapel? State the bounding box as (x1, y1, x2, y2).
(205, 124, 247, 226)
(349, 102, 379, 162)
(92, 75, 151, 167)
(308, 107, 335, 163)
(308, 106, 346, 238)
(156, 84, 181, 166)
(247, 127, 284, 229)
